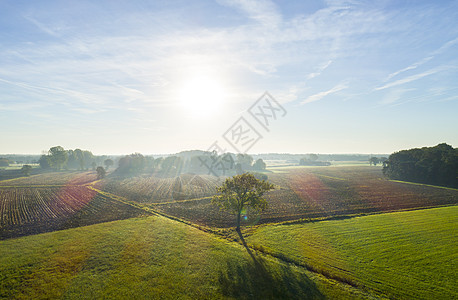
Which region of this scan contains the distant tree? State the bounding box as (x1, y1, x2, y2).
(66, 150, 78, 169)
(21, 165, 33, 176)
(39, 155, 51, 169)
(145, 156, 155, 173)
(0, 158, 9, 167)
(369, 157, 379, 166)
(309, 154, 319, 161)
(153, 157, 163, 170)
(72, 149, 84, 170)
(235, 163, 243, 175)
(212, 173, 274, 232)
(91, 161, 97, 171)
(104, 159, 114, 170)
(252, 158, 266, 171)
(236, 154, 254, 171)
(82, 151, 94, 170)
(161, 156, 183, 175)
(96, 166, 106, 179)
(380, 157, 388, 168)
(299, 158, 331, 166)
(187, 153, 235, 176)
(48, 146, 68, 170)
(117, 153, 146, 175)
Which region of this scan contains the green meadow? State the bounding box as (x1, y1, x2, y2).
(0, 215, 372, 300)
(245, 205, 458, 299)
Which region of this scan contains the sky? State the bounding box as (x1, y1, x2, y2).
(1, 0, 457, 155)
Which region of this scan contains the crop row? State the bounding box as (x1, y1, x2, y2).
(0, 186, 96, 226)
(0, 186, 147, 239)
(99, 174, 223, 203)
(0, 171, 98, 186)
(155, 167, 458, 228)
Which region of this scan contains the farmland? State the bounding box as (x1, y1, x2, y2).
(97, 173, 223, 203)
(0, 171, 98, 186)
(0, 184, 148, 239)
(0, 164, 456, 299)
(151, 166, 458, 227)
(1, 166, 456, 234)
(244, 205, 458, 299)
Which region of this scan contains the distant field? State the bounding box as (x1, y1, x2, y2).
(0, 185, 148, 239)
(245, 205, 458, 299)
(153, 166, 458, 227)
(97, 173, 223, 203)
(0, 216, 372, 299)
(0, 171, 98, 186)
(1, 166, 456, 234)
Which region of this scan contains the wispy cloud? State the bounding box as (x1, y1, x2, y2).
(307, 60, 332, 79)
(375, 66, 449, 91)
(218, 0, 281, 27)
(22, 15, 62, 37)
(385, 37, 458, 81)
(301, 83, 347, 104)
(379, 88, 415, 105)
(385, 56, 434, 81)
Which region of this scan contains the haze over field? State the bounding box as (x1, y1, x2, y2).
(1, 0, 457, 155)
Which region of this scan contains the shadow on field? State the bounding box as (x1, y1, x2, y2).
(218, 231, 324, 299)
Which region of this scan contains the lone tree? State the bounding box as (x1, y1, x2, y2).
(104, 158, 114, 170)
(369, 156, 379, 166)
(212, 173, 274, 232)
(96, 166, 106, 179)
(21, 165, 32, 176)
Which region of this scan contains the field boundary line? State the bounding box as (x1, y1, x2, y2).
(387, 179, 458, 191)
(0, 185, 76, 188)
(315, 174, 347, 181)
(85, 186, 158, 216)
(151, 196, 212, 205)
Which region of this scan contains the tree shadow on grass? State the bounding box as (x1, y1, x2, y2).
(218, 231, 325, 299)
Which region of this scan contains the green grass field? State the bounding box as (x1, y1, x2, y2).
(0, 215, 374, 300)
(245, 205, 458, 299)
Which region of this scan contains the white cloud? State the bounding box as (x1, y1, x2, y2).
(307, 60, 333, 79)
(375, 66, 449, 91)
(379, 88, 415, 105)
(385, 56, 434, 81)
(217, 0, 281, 27)
(301, 83, 347, 104)
(385, 37, 458, 81)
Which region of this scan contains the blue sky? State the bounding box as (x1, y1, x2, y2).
(1, 0, 457, 155)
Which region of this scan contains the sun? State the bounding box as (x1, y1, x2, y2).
(178, 75, 226, 118)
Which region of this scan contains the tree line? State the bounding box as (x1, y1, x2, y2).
(383, 143, 458, 188)
(39, 146, 113, 172)
(114, 152, 267, 177)
(299, 154, 331, 166)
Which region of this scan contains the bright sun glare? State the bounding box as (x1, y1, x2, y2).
(179, 76, 226, 118)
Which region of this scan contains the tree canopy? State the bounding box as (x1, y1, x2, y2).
(383, 143, 458, 188)
(212, 173, 274, 231)
(104, 159, 114, 170)
(21, 165, 32, 176)
(96, 166, 106, 179)
(116, 153, 146, 175)
(252, 158, 266, 171)
(48, 146, 68, 170)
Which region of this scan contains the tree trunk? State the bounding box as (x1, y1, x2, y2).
(236, 211, 241, 232)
